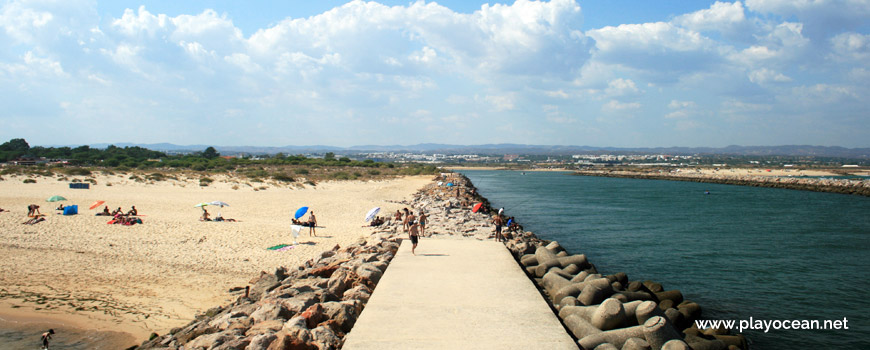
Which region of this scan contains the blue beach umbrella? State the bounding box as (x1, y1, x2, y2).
(294, 206, 309, 219)
(446, 182, 454, 187)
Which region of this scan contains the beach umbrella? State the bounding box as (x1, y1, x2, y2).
(209, 201, 230, 208)
(89, 200, 105, 210)
(472, 202, 483, 213)
(194, 203, 209, 208)
(294, 206, 309, 219)
(446, 182, 454, 187)
(365, 207, 380, 222)
(46, 195, 66, 202)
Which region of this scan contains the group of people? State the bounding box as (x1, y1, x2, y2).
(393, 207, 427, 255)
(97, 206, 137, 217)
(490, 209, 523, 242)
(367, 216, 387, 227)
(199, 208, 237, 222)
(108, 214, 143, 226)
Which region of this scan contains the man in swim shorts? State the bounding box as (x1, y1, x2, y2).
(409, 221, 420, 255)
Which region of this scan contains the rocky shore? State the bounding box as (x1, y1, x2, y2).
(574, 169, 870, 197)
(133, 173, 747, 349)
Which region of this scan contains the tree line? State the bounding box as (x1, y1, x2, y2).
(0, 138, 422, 172)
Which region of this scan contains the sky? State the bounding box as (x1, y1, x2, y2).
(1, 0, 869, 148)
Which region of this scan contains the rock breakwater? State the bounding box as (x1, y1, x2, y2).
(575, 169, 870, 197)
(132, 172, 747, 349)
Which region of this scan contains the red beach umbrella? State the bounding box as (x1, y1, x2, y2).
(472, 202, 483, 213)
(89, 200, 105, 210)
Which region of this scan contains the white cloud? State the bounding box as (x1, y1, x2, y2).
(485, 94, 516, 111)
(665, 110, 691, 119)
(605, 78, 639, 96)
(674, 1, 746, 33)
(224, 53, 260, 73)
(830, 32, 870, 61)
(112, 6, 170, 37)
(748, 68, 792, 84)
(668, 100, 696, 109)
(602, 99, 641, 111)
(745, 0, 870, 35)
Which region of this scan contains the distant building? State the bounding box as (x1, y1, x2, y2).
(503, 154, 519, 161)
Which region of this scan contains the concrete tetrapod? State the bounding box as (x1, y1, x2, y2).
(660, 339, 691, 350)
(643, 316, 682, 350)
(594, 343, 620, 350)
(578, 278, 615, 306)
(577, 325, 645, 349)
(590, 298, 628, 331)
(564, 314, 603, 339)
(635, 301, 666, 325)
(621, 337, 651, 350)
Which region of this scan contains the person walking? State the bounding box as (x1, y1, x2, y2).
(409, 221, 420, 255)
(402, 208, 411, 232)
(308, 210, 317, 236)
(41, 329, 54, 349)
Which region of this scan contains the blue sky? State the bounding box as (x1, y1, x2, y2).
(2, 0, 868, 148)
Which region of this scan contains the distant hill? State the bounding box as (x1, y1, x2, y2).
(42, 143, 869, 159)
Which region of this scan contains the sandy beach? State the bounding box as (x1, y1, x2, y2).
(0, 172, 431, 344)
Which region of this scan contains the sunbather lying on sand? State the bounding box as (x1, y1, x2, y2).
(23, 217, 45, 225)
(363, 216, 386, 227)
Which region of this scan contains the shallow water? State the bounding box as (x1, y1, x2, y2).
(0, 316, 137, 350)
(460, 170, 870, 349)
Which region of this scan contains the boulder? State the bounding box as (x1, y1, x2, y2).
(342, 284, 373, 304)
(310, 325, 342, 350)
(244, 333, 277, 350)
(246, 320, 285, 337)
(319, 301, 359, 333)
(251, 300, 294, 323)
(300, 304, 325, 329)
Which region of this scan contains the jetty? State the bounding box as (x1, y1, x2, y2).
(342, 238, 577, 349)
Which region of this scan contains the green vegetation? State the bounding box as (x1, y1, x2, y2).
(0, 138, 443, 184)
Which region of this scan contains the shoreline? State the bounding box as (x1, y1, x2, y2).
(574, 168, 870, 197)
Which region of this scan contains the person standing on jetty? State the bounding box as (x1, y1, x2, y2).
(418, 211, 427, 237)
(492, 214, 505, 242)
(41, 329, 54, 349)
(308, 210, 317, 236)
(409, 221, 420, 255)
(402, 208, 411, 232)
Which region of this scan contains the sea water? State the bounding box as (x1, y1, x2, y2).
(460, 170, 870, 349)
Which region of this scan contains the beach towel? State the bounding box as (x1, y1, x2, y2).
(276, 245, 295, 251)
(267, 244, 291, 250)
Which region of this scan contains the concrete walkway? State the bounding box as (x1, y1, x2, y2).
(342, 238, 578, 349)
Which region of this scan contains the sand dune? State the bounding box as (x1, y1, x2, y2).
(0, 172, 431, 341)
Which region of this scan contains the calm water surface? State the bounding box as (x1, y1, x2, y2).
(460, 170, 870, 349)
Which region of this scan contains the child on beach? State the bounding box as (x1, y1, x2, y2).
(41, 329, 54, 349)
(409, 221, 420, 255)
